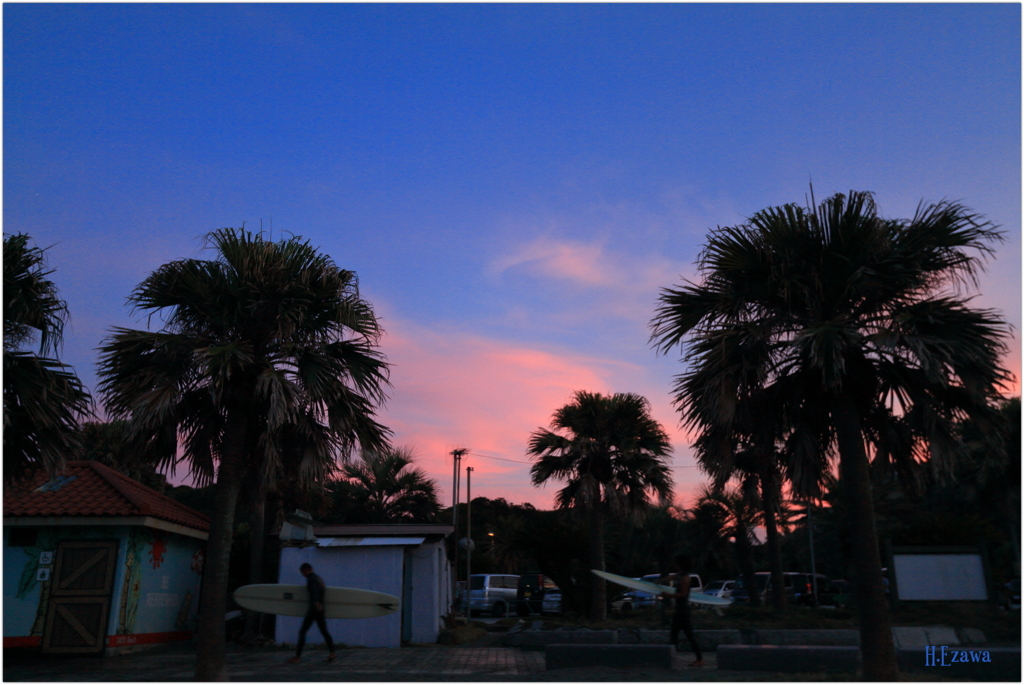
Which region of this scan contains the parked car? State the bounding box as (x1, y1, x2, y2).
(466, 573, 519, 617)
(611, 589, 659, 612)
(700, 579, 736, 600)
(516, 573, 559, 616)
(791, 573, 830, 605)
(611, 573, 704, 612)
(731, 572, 828, 605)
(730, 575, 753, 604)
(818, 579, 849, 608)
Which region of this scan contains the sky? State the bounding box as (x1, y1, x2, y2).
(4, 3, 1021, 511)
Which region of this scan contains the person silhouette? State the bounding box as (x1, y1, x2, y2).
(659, 554, 704, 667)
(287, 563, 336, 663)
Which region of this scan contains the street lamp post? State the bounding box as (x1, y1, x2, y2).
(466, 466, 473, 607)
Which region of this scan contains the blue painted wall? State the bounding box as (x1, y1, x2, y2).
(279, 545, 405, 648)
(3, 525, 204, 648)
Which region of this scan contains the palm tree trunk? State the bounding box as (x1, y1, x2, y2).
(195, 409, 248, 681)
(833, 395, 898, 680)
(242, 496, 266, 641)
(761, 469, 786, 611)
(588, 504, 607, 621)
(734, 532, 760, 608)
(737, 476, 762, 607)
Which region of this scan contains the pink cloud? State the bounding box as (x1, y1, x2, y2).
(376, 316, 708, 511)
(488, 237, 697, 331)
(490, 236, 613, 288)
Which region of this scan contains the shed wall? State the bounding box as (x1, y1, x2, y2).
(279, 545, 404, 648)
(407, 540, 449, 643)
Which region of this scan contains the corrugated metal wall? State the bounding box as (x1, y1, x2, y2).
(278, 539, 451, 648)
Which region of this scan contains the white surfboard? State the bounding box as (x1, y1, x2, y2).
(233, 584, 399, 619)
(591, 570, 732, 607)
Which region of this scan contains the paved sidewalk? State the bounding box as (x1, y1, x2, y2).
(3, 637, 959, 682)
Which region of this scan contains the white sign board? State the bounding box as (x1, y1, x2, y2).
(893, 553, 987, 600)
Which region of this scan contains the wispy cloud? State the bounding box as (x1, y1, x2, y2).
(487, 236, 695, 328)
(490, 237, 615, 287)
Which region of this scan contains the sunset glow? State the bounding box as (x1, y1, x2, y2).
(5, 4, 1019, 512)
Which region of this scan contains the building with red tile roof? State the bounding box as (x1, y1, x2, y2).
(4, 460, 209, 537)
(4, 461, 208, 656)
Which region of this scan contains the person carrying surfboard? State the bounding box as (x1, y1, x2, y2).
(659, 555, 703, 668)
(287, 563, 337, 664)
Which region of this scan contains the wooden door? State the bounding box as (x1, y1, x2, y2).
(42, 539, 119, 654)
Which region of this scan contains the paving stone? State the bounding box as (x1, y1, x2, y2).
(923, 625, 961, 646)
(546, 644, 673, 670)
(890, 626, 930, 648)
(957, 627, 987, 644)
(750, 629, 860, 646)
(717, 644, 862, 674)
(512, 629, 618, 650)
(619, 629, 742, 651)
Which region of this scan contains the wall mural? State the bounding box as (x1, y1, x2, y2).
(116, 530, 144, 635)
(148, 535, 167, 569)
(175, 588, 194, 632)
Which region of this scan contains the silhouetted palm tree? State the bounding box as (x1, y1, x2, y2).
(98, 228, 391, 680)
(327, 447, 441, 523)
(528, 391, 674, 621)
(688, 483, 763, 606)
(4, 233, 92, 483)
(76, 420, 171, 491)
(651, 190, 1010, 679)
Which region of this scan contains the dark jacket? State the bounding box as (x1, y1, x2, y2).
(306, 572, 326, 608)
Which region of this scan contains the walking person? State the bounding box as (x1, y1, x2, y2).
(660, 554, 704, 667)
(287, 563, 336, 663)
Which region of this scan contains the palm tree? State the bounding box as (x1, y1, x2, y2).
(688, 483, 762, 606)
(97, 228, 391, 680)
(528, 390, 674, 621)
(3, 233, 92, 484)
(651, 191, 1010, 679)
(75, 420, 173, 491)
(326, 447, 441, 524)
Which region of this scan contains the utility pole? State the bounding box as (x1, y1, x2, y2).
(450, 448, 467, 616)
(466, 466, 473, 610)
(808, 498, 819, 607)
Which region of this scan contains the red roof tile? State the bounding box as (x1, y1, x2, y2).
(3, 461, 209, 532)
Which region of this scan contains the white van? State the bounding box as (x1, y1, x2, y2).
(641, 572, 703, 593)
(467, 574, 519, 617)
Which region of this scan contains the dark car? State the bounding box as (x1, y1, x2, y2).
(734, 572, 783, 604)
(731, 572, 829, 605)
(516, 573, 559, 616)
(818, 579, 849, 608)
(792, 573, 830, 605)
(611, 589, 659, 613)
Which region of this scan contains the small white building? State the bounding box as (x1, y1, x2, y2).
(277, 524, 453, 648)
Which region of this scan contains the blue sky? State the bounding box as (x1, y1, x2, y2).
(5, 3, 1020, 509)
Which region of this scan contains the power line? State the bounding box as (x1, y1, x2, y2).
(468, 451, 532, 464)
(466, 450, 700, 467)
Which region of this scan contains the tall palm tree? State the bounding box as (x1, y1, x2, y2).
(528, 390, 674, 621)
(3, 233, 92, 483)
(651, 191, 1010, 679)
(97, 228, 391, 680)
(731, 439, 796, 610)
(691, 379, 815, 612)
(326, 447, 441, 524)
